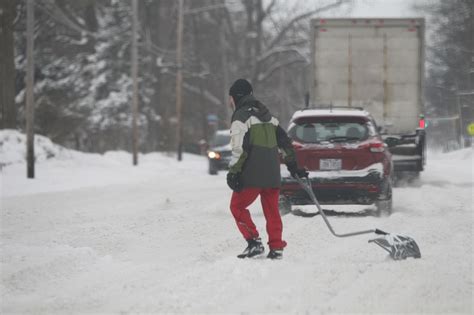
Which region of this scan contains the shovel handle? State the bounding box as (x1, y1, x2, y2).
(295, 175, 377, 238)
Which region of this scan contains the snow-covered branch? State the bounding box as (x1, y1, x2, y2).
(164, 70, 222, 107)
(257, 46, 308, 64)
(257, 58, 306, 83)
(267, 0, 348, 50)
(182, 82, 222, 107)
(36, 0, 97, 38)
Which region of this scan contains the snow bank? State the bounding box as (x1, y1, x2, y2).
(1, 130, 206, 197)
(0, 129, 72, 167)
(423, 147, 473, 185)
(430, 147, 473, 160)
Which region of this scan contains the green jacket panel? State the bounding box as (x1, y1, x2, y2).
(229, 95, 296, 189)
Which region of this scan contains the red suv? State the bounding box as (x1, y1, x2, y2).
(280, 107, 393, 215)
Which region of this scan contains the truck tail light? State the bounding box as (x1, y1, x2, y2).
(419, 117, 425, 129)
(369, 142, 385, 153)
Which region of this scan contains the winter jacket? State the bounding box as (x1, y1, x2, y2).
(229, 95, 296, 188)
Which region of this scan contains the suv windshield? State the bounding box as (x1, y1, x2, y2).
(288, 118, 374, 143)
(211, 133, 230, 147)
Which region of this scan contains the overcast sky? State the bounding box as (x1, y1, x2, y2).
(274, 0, 428, 18)
(280, 0, 434, 41)
(348, 0, 418, 17)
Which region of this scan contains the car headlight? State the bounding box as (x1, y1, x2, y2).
(208, 151, 221, 159)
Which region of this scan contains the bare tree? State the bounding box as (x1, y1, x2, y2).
(221, 0, 351, 124)
(11, 0, 352, 154)
(416, 0, 473, 147)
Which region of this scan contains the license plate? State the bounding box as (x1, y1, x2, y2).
(320, 159, 342, 170)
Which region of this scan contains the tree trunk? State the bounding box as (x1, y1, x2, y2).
(0, 0, 16, 129)
(243, 0, 254, 72)
(191, 9, 209, 143)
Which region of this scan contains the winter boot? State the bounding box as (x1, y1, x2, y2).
(237, 237, 265, 258)
(267, 249, 283, 260)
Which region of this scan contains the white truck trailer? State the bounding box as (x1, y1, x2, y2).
(309, 18, 426, 175)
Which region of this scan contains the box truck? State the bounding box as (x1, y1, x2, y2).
(309, 18, 426, 175)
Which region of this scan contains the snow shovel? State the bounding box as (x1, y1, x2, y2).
(295, 176, 421, 260)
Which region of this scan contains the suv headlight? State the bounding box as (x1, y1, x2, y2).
(208, 151, 221, 159)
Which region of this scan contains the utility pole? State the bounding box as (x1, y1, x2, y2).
(191, 13, 208, 144)
(131, 0, 139, 165)
(176, 0, 184, 161)
(219, 22, 230, 124)
(26, 0, 35, 178)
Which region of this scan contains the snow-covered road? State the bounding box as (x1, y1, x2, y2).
(1, 133, 473, 313)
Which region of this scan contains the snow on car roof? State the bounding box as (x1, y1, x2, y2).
(291, 108, 371, 120)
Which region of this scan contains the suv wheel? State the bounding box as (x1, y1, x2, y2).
(278, 195, 292, 215)
(208, 162, 218, 175)
(375, 181, 392, 216)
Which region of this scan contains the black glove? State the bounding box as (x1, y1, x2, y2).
(227, 172, 243, 192)
(286, 161, 309, 179)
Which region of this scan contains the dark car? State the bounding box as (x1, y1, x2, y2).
(207, 129, 231, 175)
(279, 107, 393, 215)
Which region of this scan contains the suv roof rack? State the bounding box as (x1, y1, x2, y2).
(301, 105, 365, 111)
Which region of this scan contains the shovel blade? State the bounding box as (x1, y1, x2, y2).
(369, 234, 421, 260)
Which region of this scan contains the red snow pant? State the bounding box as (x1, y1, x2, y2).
(230, 187, 287, 250)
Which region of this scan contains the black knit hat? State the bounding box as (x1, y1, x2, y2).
(229, 79, 253, 104)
